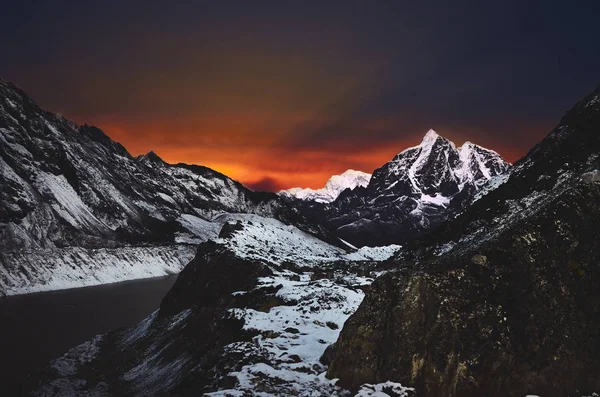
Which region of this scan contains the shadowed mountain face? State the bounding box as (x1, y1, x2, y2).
(0, 79, 334, 295)
(291, 129, 510, 247)
(328, 85, 600, 396)
(0, 79, 307, 249)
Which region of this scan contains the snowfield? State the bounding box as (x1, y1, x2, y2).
(214, 213, 401, 265)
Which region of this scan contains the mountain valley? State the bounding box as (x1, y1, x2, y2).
(2, 79, 600, 397)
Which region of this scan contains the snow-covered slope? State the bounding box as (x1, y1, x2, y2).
(0, 246, 196, 295)
(26, 215, 403, 396)
(296, 129, 511, 247)
(280, 169, 372, 203)
(0, 79, 331, 295)
(214, 213, 400, 265)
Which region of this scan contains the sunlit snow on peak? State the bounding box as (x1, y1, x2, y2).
(280, 169, 372, 203)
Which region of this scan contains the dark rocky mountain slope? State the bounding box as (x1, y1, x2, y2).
(0, 79, 332, 295)
(291, 130, 510, 247)
(327, 84, 600, 396)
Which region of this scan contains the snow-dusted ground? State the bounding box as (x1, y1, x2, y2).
(214, 213, 401, 265)
(355, 382, 415, 397)
(208, 274, 414, 397)
(0, 246, 195, 296)
(207, 270, 365, 396)
(183, 215, 403, 396)
(0, 211, 399, 297)
(28, 213, 407, 396)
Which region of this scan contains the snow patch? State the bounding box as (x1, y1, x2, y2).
(420, 193, 450, 206)
(355, 381, 415, 397)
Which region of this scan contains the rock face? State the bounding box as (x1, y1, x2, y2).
(328, 84, 600, 396)
(0, 79, 331, 295)
(280, 169, 372, 203)
(293, 130, 510, 247)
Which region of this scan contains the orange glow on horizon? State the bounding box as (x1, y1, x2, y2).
(74, 116, 544, 192)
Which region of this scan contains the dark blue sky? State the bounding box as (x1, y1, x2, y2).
(2, 1, 599, 190)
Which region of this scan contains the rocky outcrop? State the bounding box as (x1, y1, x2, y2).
(159, 241, 272, 317)
(328, 84, 600, 396)
(24, 240, 275, 396)
(329, 180, 600, 396)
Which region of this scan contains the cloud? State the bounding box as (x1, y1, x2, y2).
(244, 177, 284, 192)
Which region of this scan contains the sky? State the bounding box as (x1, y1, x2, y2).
(2, 1, 600, 191)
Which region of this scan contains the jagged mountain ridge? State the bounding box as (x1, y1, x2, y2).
(279, 169, 372, 203)
(293, 129, 510, 247)
(328, 84, 600, 396)
(0, 79, 302, 249)
(0, 79, 334, 295)
(0, 77, 512, 294)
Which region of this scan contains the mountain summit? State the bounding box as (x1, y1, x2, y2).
(328, 83, 600, 397)
(280, 169, 372, 203)
(369, 129, 509, 201)
(297, 129, 511, 246)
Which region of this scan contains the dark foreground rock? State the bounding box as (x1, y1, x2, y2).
(329, 180, 600, 396)
(328, 83, 600, 396)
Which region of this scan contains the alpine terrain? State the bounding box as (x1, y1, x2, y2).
(24, 214, 404, 396)
(0, 78, 508, 296)
(23, 83, 600, 397)
(0, 79, 332, 296)
(6, 77, 600, 397)
(292, 129, 510, 247)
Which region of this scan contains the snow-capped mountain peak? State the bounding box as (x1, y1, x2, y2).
(279, 169, 371, 203)
(422, 128, 441, 145)
(137, 151, 165, 167)
(375, 129, 509, 197)
(455, 141, 508, 189)
(319, 129, 511, 246)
